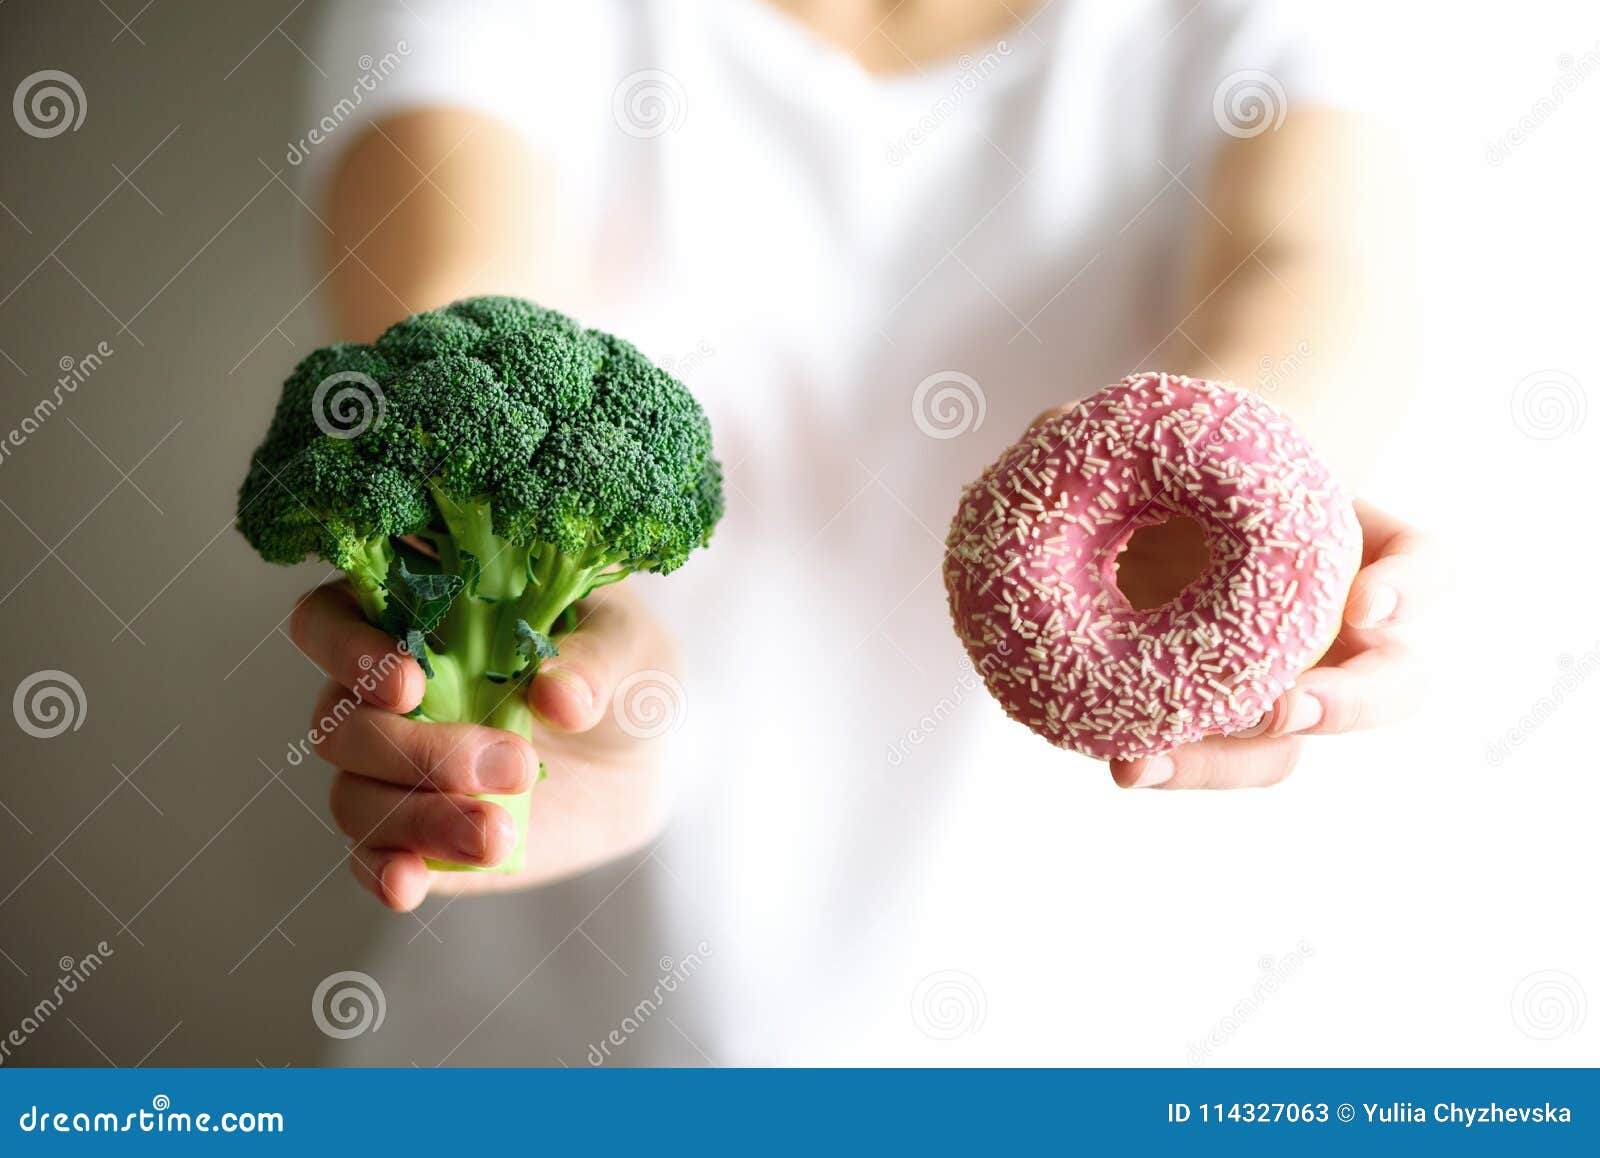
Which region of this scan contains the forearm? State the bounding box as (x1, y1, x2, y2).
(324, 108, 564, 342)
(1156, 110, 1416, 481)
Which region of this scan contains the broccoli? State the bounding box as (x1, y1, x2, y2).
(237, 296, 723, 872)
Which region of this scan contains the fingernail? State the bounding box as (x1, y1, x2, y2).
(542, 667, 593, 711)
(373, 652, 416, 708)
(1282, 694, 1323, 735)
(377, 858, 400, 905)
(476, 742, 530, 792)
(399, 664, 424, 708)
(1360, 584, 1397, 626)
(1134, 755, 1175, 788)
(485, 809, 515, 865)
(448, 808, 488, 860)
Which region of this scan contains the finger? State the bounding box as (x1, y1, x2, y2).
(1267, 642, 1424, 736)
(308, 680, 538, 793)
(288, 583, 424, 711)
(329, 772, 517, 868)
(1346, 501, 1443, 628)
(530, 590, 660, 734)
(348, 846, 430, 912)
(1111, 734, 1303, 790)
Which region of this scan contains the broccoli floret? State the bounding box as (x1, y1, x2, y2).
(236, 297, 723, 870)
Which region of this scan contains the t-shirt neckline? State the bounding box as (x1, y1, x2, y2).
(710, 0, 1059, 106)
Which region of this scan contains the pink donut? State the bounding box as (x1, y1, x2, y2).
(944, 372, 1361, 761)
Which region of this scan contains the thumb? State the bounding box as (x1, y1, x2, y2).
(527, 588, 673, 736)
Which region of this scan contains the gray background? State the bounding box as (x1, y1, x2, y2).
(0, 0, 697, 1067)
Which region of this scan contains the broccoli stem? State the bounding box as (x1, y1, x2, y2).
(430, 485, 526, 677)
(521, 549, 584, 633)
(395, 489, 645, 875)
(472, 672, 539, 738)
(345, 538, 394, 622)
(412, 691, 528, 736)
(443, 583, 496, 685)
(415, 649, 466, 721)
(429, 485, 527, 599)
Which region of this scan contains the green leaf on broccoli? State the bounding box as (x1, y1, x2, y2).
(458, 549, 483, 599)
(513, 619, 559, 663)
(399, 628, 433, 678)
(379, 558, 463, 677)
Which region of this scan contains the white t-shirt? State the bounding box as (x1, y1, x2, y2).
(304, 0, 1361, 1065)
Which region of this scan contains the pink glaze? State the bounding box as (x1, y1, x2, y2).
(944, 373, 1361, 761)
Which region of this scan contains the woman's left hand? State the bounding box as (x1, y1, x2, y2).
(1112, 499, 1440, 789)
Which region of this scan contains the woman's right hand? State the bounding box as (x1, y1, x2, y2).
(288, 581, 675, 911)
(1110, 499, 1440, 789)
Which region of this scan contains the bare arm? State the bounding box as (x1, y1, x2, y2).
(1115, 111, 1438, 790)
(1157, 109, 1416, 480)
(324, 109, 564, 341)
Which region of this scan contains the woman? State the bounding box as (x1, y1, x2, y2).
(288, 0, 1433, 1062)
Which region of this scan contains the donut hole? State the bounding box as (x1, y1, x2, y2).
(1115, 516, 1212, 611)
